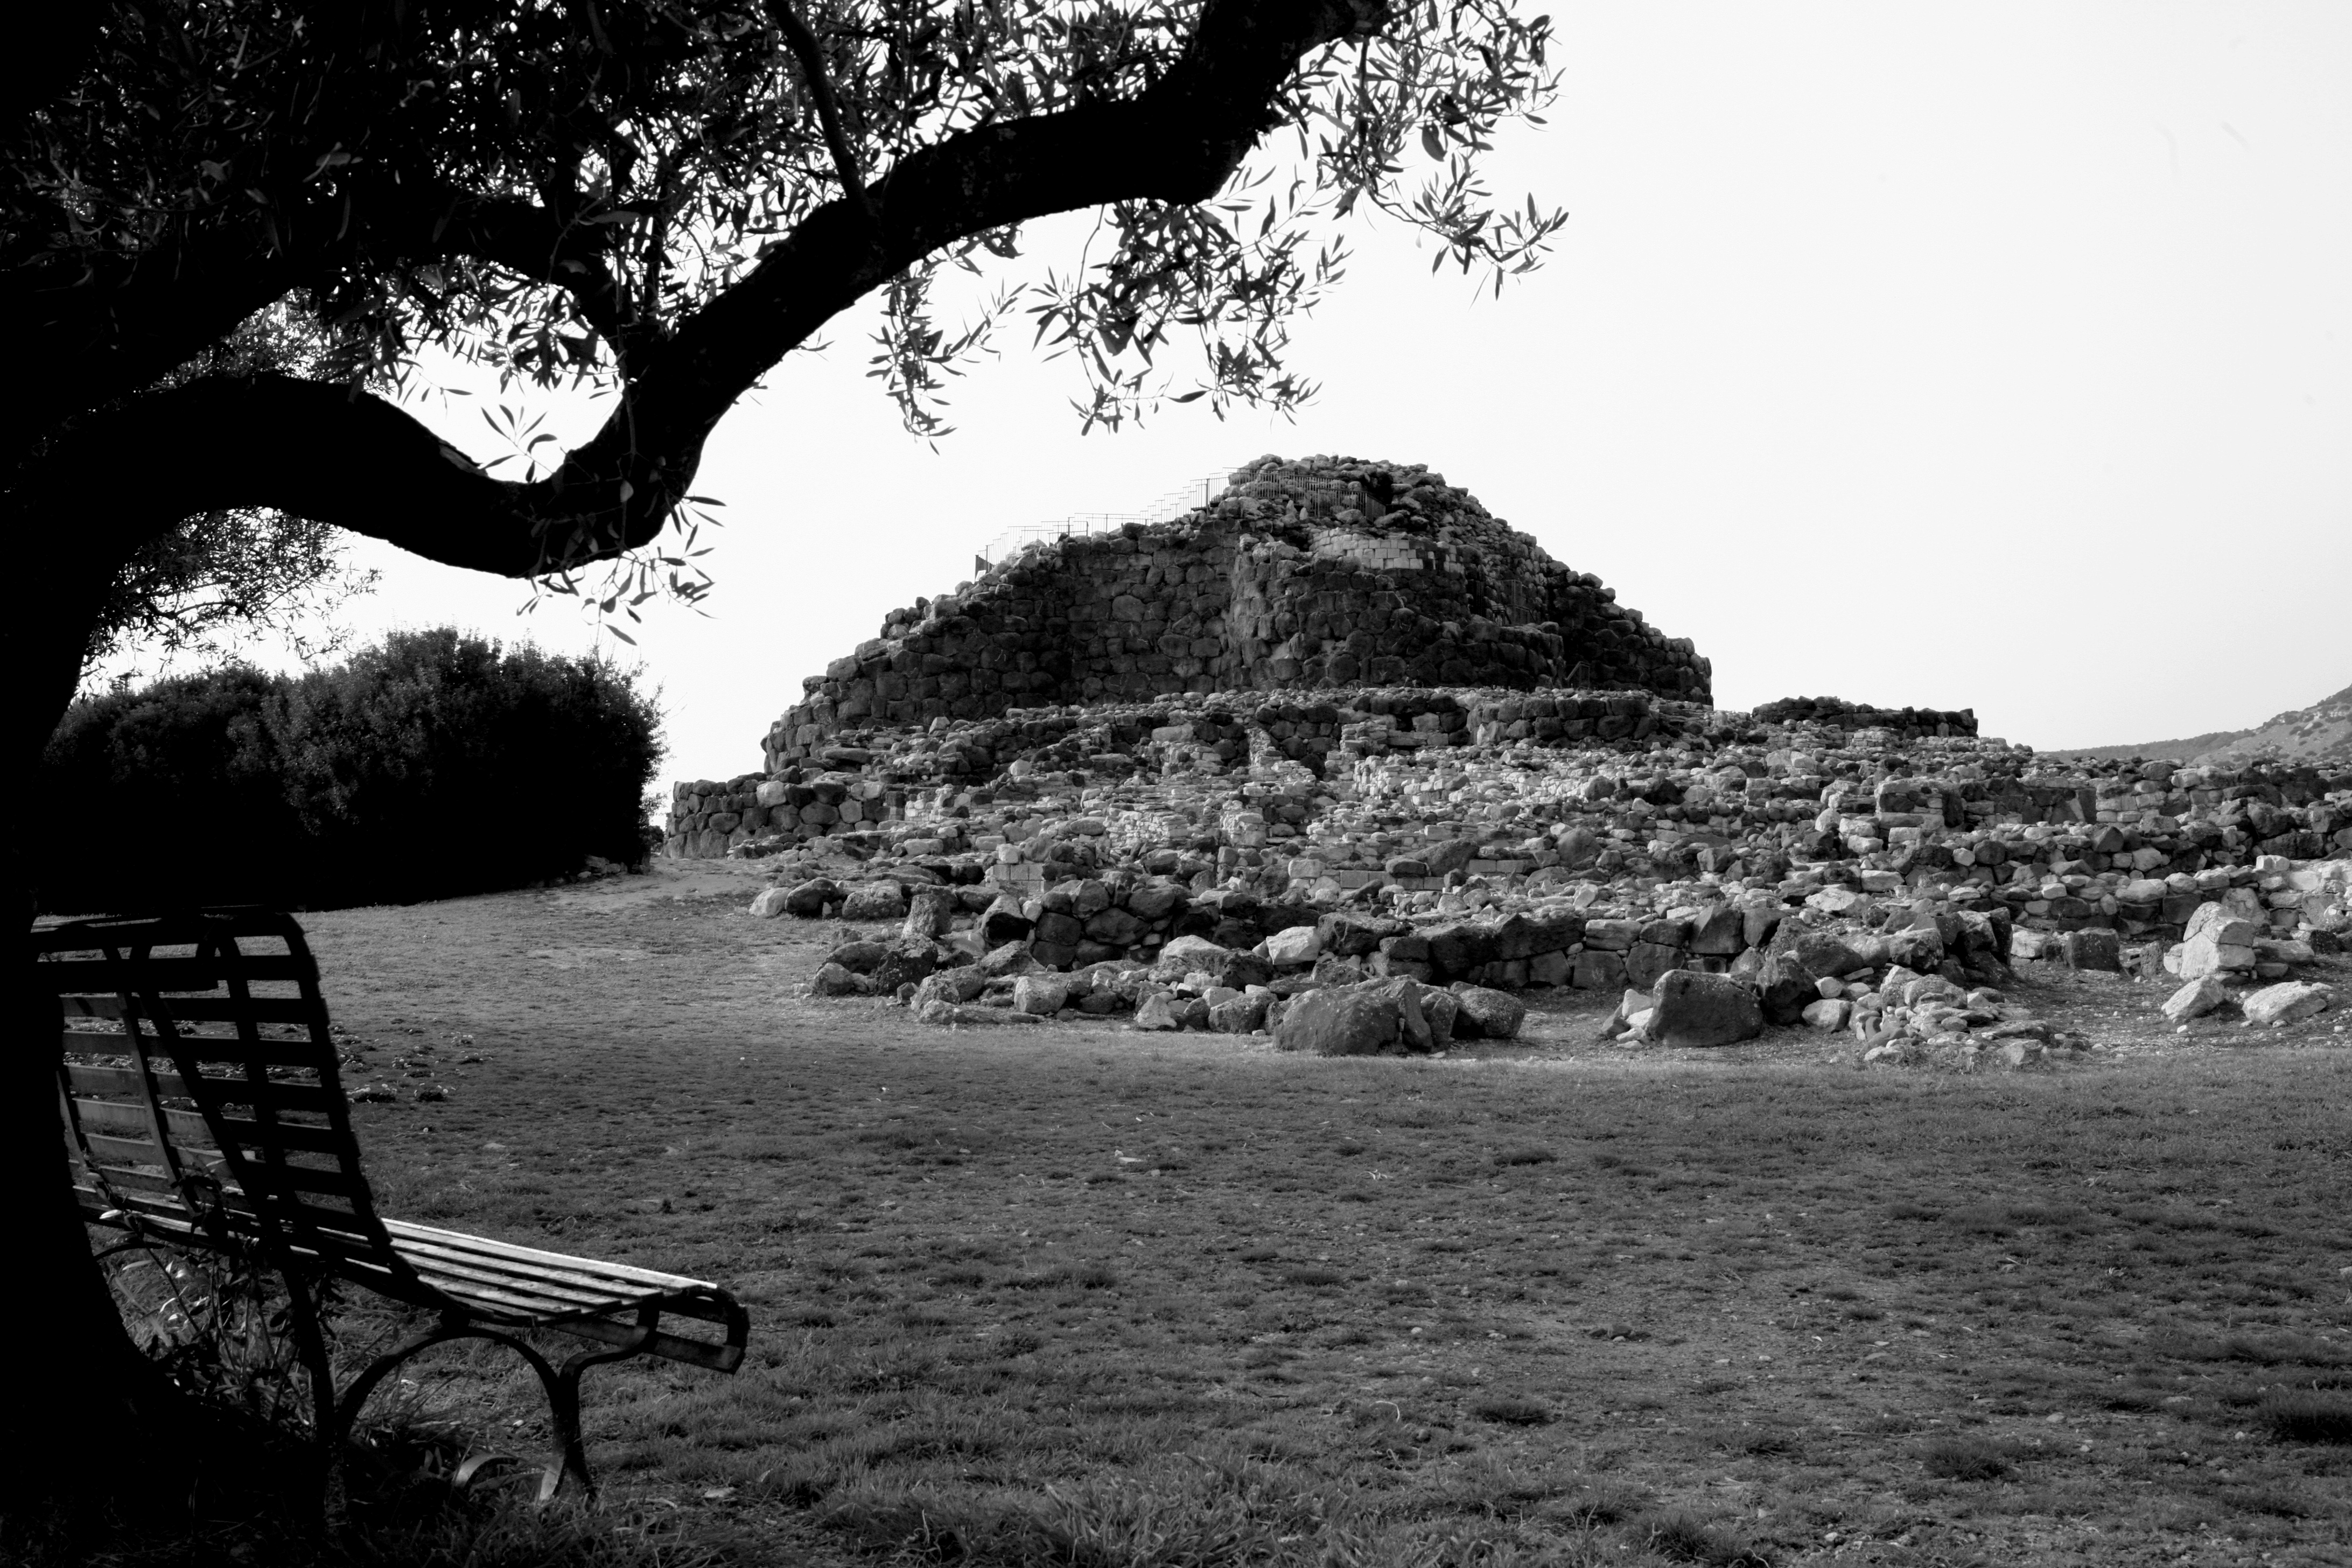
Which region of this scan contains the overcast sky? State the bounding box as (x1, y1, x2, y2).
(163, 2, 2352, 785)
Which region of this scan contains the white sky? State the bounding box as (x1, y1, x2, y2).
(169, 2, 2352, 785)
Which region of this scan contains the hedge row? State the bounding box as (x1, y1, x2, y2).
(37, 628, 662, 912)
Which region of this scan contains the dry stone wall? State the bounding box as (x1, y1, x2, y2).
(765, 454, 1708, 771)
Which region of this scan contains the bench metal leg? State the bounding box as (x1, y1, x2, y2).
(547, 1306, 660, 1496)
(332, 1306, 660, 1502)
(334, 1319, 572, 1501)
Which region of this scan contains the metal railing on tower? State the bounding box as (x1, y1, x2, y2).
(975, 472, 1234, 569)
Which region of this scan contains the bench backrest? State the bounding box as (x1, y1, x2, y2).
(37, 909, 420, 1302)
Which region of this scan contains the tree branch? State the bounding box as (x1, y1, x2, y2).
(767, 1, 872, 220)
(15, 0, 1391, 597)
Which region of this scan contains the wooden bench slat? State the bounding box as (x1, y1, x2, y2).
(192, 1081, 341, 1115)
(238, 1163, 367, 1199)
(81, 1131, 170, 1168)
(556, 1313, 744, 1374)
(64, 1047, 331, 1088)
(399, 1257, 647, 1315)
(384, 1229, 719, 1301)
(380, 1219, 725, 1296)
(62, 1026, 324, 1060)
(64, 993, 307, 1023)
(80, 1194, 216, 1237)
(79, 1161, 192, 1196)
(61, 1062, 193, 1099)
(131, 997, 321, 1026)
(211, 1115, 346, 1155)
(391, 1244, 676, 1312)
(71, 1097, 218, 1149)
(40, 954, 312, 988)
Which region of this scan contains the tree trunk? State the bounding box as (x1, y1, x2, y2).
(2, 562, 200, 1509)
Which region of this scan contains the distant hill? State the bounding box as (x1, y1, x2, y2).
(2052, 682, 2352, 766)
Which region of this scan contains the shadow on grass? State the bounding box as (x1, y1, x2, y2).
(0, 1422, 721, 1568)
(2263, 1389, 2352, 1445)
(760, 1448, 1766, 1568)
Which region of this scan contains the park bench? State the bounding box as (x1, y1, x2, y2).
(37, 907, 748, 1501)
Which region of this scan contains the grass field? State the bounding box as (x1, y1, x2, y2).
(223, 865, 2352, 1565)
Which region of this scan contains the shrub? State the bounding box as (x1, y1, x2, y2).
(38, 664, 303, 910)
(36, 629, 662, 912)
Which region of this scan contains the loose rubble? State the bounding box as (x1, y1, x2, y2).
(667, 457, 2350, 1065)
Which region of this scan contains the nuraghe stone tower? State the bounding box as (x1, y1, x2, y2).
(766, 454, 1709, 769)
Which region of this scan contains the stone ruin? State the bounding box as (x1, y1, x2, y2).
(763, 452, 1710, 769)
(666, 453, 2349, 1058)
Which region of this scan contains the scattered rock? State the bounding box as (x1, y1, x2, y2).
(2241, 981, 2334, 1027)
(1648, 970, 1763, 1048)
(2160, 976, 2228, 1023)
(810, 962, 868, 997)
(1273, 984, 1405, 1056)
(1449, 985, 1526, 1041)
(2062, 929, 2122, 972)
(1013, 974, 1071, 1016)
(838, 882, 907, 922)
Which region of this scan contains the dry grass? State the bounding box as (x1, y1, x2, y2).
(138, 866, 2352, 1567)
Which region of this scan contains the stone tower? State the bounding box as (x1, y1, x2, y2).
(767, 454, 1707, 768)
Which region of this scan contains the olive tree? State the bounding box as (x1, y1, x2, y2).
(4, 0, 1564, 1481)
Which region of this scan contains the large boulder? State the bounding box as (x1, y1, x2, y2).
(2062, 929, 2122, 973)
(978, 894, 1035, 948)
(1208, 991, 1273, 1034)
(869, 940, 940, 992)
(976, 940, 1038, 978)
(2160, 976, 2226, 1023)
(1417, 984, 1460, 1047)
(839, 881, 908, 922)
(1689, 905, 1746, 957)
(1152, 935, 1230, 979)
(1126, 880, 1189, 921)
(1649, 970, 1762, 1047)
(1084, 907, 1147, 947)
(1318, 912, 1401, 957)
(902, 886, 958, 940)
(810, 962, 868, 997)
(1368, 977, 1432, 1051)
(790, 878, 839, 915)
(1132, 992, 1185, 1031)
(1013, 974, 1071, 1016)
(1755, 953, 1818, 1026)
(1422, 921, 1497, 980)
(1785, 930, 1867, 982)
(913, 969, 988, 1009)
(1448, 985, 1527, 1040)
(827, 939, 890, 975)
(1264, 925, 1322, 967)
(1273, 984, 1403, 1056)
(748, 886, 794, 918)
(2241, 982, 2334, 1027)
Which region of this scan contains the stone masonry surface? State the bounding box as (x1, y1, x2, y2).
(764, 454, 1711, 769)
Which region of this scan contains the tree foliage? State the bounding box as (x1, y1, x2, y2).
(9, 0, 1565, 680)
